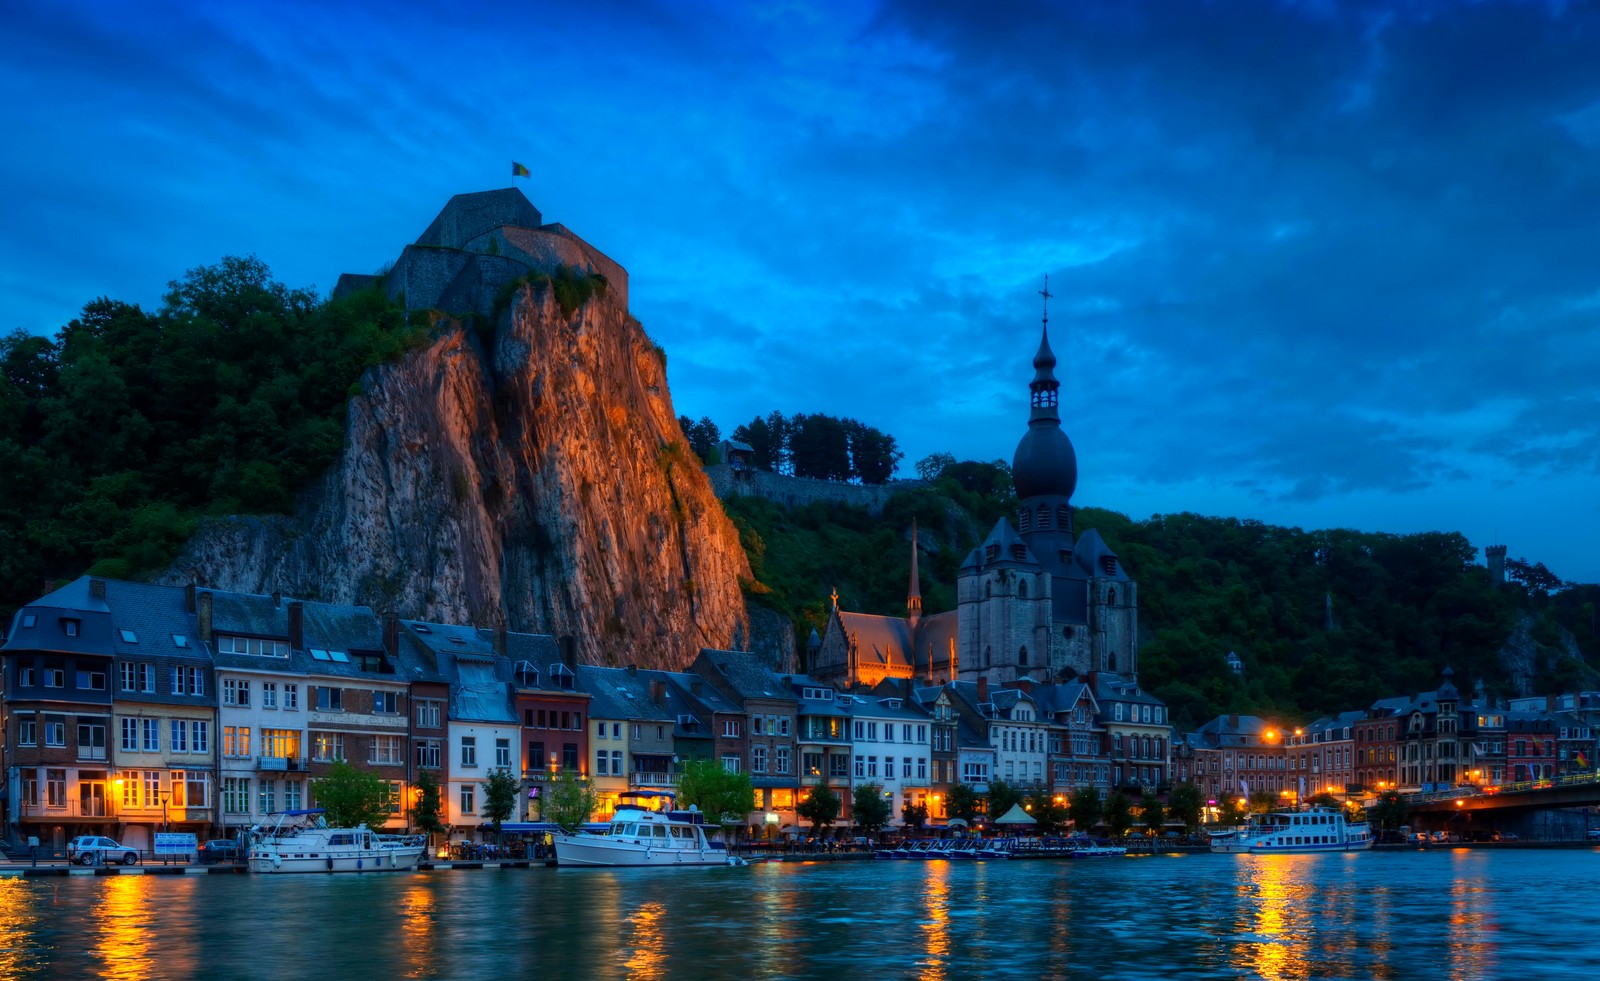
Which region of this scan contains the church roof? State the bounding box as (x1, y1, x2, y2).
(978, 519, 1039, 567)
(1070, 529, 1130, 581)
(837, 612, 914, 674)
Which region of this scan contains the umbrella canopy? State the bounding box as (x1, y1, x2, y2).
(945, 818, 969, 829)
(993, 803, 1037, 826)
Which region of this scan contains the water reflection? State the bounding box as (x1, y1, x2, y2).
(0, 877, 46, 979)
(1447, 852, 1497, 981)
(917, 859, 951, 980)
(623, 901, 666, 979)
(1234, 857, 1316, 980)
(397, 879, 440, 979)
(93, 875, 155, 981)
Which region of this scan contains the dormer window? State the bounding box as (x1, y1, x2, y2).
(1100, 556, 1117, 575)
(985, 544, 999, 562)
(62, 618, 80, 637)
(1011, 545, 1026, 561)
(21, 614, 36, 628)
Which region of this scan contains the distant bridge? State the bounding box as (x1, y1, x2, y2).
(1405, 771, 1600, 816)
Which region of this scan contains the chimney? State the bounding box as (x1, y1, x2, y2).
(650, 680, 665, 705)
(288, 602, 305, 650)
(1013, 678, 1033, 695)
(560, 636, 577, 670)
(977, 675, 989, 703)
(1230, 714, 1241, 730)
(197, 591, 213, 643)
(185, 583, 196, 614)
(382, 612, 399, 657)
(89, 578, 107, 601)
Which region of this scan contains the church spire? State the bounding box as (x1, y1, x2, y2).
(1030, 275, 1060, 423)
(907, 520, 922, 627)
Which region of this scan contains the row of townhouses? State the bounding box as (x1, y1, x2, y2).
(6, 577, 1594, 855)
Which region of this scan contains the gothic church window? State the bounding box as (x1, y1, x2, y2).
(1019, 646, 1028, 666)
(1108, 587, 1117, 606)
(1018, 580, 1028, 599)
(986, 582, 992, 599)
(985, 646, 992, 668)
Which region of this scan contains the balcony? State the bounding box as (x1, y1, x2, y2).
(256, 756, 308, 772)
(20, 799, 117, 820)
(628, 772, 678, 789)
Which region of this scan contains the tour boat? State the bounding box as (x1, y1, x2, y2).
(1065, 835, 1128, 858)
(551, 791, 745, 867)
(246, 808, 427, 873)
(1208, 805, 1374, 854)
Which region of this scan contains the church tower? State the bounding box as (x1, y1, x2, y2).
(907, 520, 922, 631)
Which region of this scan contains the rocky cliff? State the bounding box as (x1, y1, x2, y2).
(163, 278, 754, 669)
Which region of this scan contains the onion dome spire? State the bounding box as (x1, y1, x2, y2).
(1012, 275, 1078, 501)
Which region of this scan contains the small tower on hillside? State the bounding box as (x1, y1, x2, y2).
(907, 521, 922, 631)
(1486, 544, 1507, 587)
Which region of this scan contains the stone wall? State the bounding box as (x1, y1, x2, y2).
(705, 465, 924, 515)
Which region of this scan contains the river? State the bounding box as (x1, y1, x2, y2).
(1, 849, 1595, 980)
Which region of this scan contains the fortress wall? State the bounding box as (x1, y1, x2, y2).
(705, 465, 924, 515)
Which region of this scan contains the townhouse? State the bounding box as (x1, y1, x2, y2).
(576, 664, 679, 820)
(693, 649, 803, 827)
(504, 631, 587, 819)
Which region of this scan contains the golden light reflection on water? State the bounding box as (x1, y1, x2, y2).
(94, 875, 157, 981)
(398, 879, 440, 979)
(0, 877, 44, 979)
(1234, 857, 1316, 981)
(623, 901, 667, 980)
(917, 859, 952, 980)
(1447, 852, 1497, 981)
(753, 866, 796, 977)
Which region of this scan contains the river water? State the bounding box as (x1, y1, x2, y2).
(2, 849, 1596, 980)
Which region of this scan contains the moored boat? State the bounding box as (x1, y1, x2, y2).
(246, 808, 426, 873)
(1066, 835, 1128, 858)
(551, 790, 745, 868)
(1209, 805, 1373, 854)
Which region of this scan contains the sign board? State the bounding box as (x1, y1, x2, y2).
(528, 787, 541, 800)
(155, 832, 198, 855)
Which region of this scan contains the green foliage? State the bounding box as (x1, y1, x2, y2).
(543, 769, 598, 833)
(676, 759, 755, 826)
(1025, 785, 1070, 833)
(1217, 797, 1247, 827)
(946, 783, 980, 824)
(901, 801, 929, 832)
(483, 769, 520, 830)
(310, 760, 392, 829)
(1103, 791, 1134, 839)
(852, 782, 892, 834)
(1167, 783, 1204, 833)
(796, 784, 841, 832)
(1370, 791, 1409, 831)
(1247, 791, 1278, 814)
(984, 779, 1024, 820)
(0, 257, 427, 615)
(412, 770, 446, 837)
(1138, 792, 1166, 836)
(729, 410, 902, 484)
(1069, 786, 1102, 830)
(678, 415, 721, 464)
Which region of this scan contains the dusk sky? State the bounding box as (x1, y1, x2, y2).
(3, 0, 1597, 583)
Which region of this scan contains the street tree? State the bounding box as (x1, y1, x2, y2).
(1025, 785, 1069, 833)
(412, 769, 445, 841)
(483, 768, 520, 838)
(852, 783, 892, 836)
(946, 784, 980, 824)
(1370, 791, 1409, 831)
(677, 759, 755, 829)
(1069, 786, 1103, 832)
(1139, 792, 1166, 837)
(902, 802, 929, 833)
(986, 780, 1024, 821)
(544, 769, 597, 833)
(797, 785, 841, 834)
(1104, 791, 1134, 839)
(310, 760, 391, 829)
(1166, 783, 1203, 833)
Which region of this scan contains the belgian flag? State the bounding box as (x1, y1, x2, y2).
(512, 162, 531, 178)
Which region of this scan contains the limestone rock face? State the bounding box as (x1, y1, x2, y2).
(164, 282, 752, 669)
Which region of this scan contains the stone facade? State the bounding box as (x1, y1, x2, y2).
(704, 464, 923, 516)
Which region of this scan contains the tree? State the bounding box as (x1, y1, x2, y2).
(1103, 791, 1134, 839)
(1247, 791, 1278, 814)
(946, 783, 980, 824)
(1217, 796, 1247, 827)
(1139, 792, 1166, 837)
(1370, 791, 1409, 831)
(483, 768, 520, 836)
(676, 759, 755, 828)
(1025, 785, 1069, 833)
(796, 785, 841, 834)
(985, 779, 1024, 821)
(412, 769, 445, 840)
(544, 769, 597, 833)
(1069, 786, 1102, 832)
(310, 760, 391, 829)
(852, 783, 892, 836)
(914, 451, 955, 482)
(1167, 783, 1204, 833)
(902, 801, 929, 833)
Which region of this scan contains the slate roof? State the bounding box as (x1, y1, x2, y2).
(3, 577, 117, 658)
(402, 619, 514, 722)
(836, 611, 914, 675)
(698, 649, 794, 702)
(576, 665, 679, 723)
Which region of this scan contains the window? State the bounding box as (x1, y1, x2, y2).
(779, 717, 791, 736)
(312, 732, 344, 762)
(284, 684, 299, 710)
(45, 668, 64, 688)
(803, 752, 823, 776)
(563, 743, 579, 771)
(595, 749, 610, 775)
(416, 739, 442, 769)
(371, 736, 404, 765)
(721, 755, 741, 773)
(262, 682, 277, 709)
(262, 729, 299, 759)
(44, 720, 66, 747)
(21, 613, 35, 628)
(752, 746, 768, 773)
(216, 635, 290, 658)
(143, 771, 161, 807)
(632, 724, 641, 740)
(529, 741, 546, 773)
(173, 770, 211, 809)
(776, 747, 791, 775)
(191, 721, 209, 755)
(121, 662, 137, 691)
(384, 781, 403, 816)
(170, 666, 203, 696)
(121, 774, 144, 809)
(460, 785, 476, 815)
(259, 779, 276, 816)
(18, 718, 36, 746)
(223, 778, 250, 815)
(223, 679, 251, 707)
(78, 724, 107, 760)
(225, 726, 251, 757)
(142, 719, 159, 752)
(19, 666, 35, 687)
(903, 758, 912, 779)
(316, 687, 343, 711)
(753, 716, 765, 736)
(372, 691, 399, 714)
(284, 781, 303, 811)
(62, 619, 79, 637)
(611, 750, 622, 774)
(830, 755, 849, 778)
(855, 755, 865, 778)
(723, 721, 741, 738)
(496, 738, 511, 768)
(46, 769, 66, 807)
(917, 758, 927, 781)
(121, 718, 139, 752)
(595, 721, 606, 740)
(461, 736, 477, 768)
(170, 720, 188, 754)
(416, 699, 441, 728)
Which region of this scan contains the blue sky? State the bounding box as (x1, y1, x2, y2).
(3, 0, 1597, 583)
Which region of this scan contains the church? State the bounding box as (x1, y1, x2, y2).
(810, 295, 1138, 688)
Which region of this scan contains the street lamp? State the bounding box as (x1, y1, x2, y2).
(159, 791, 171, 865)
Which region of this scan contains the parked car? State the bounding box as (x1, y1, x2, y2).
(68, 835, 139, 866)
(198, 839, 243, 864)
(1406, 832, 1430, 844)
